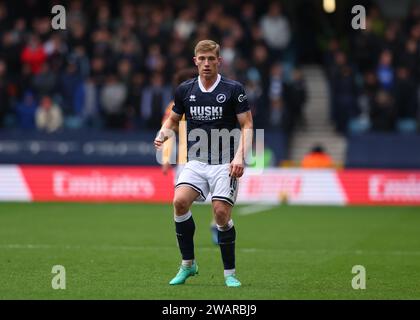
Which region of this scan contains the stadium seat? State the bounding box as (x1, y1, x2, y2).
(3, 114, 17, 129)
(397, 118, 418, 133)
(64, 116, 84, 130)
(348, 117, 370, 134)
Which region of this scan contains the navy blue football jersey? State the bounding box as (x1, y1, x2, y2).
(172, 74, 250, 164)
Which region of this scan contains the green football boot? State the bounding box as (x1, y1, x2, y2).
(169, 262, 198, 285)
(225, 274, 241, 287)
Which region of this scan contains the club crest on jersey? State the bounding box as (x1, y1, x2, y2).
(216, 93, 226, 103)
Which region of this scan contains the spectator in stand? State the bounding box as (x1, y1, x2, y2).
(59, 61, 83, 115)
(268, 63, 285, 129)
(370, 90, 396, 132)
(244, 67, 264, 127)
(35, 95, 63, 133)
(117, 59, 133, 88)
(1, 31, 23, 78)
(220, 36, 238, 74)
(351, 18, 381, 73)
(67, 17, 88, 50)
(376, 50, 394, 92)
(32, 63, 57, 97)
(0, 2, 9, 33)
(68, 45, 90, 79)
(78, 76, 102, 129)
(91, 27, 114, 64)
(21, 34, 46, 75)
(330, 55, 359, 133)
(252, 42, 270, 107)
(260, 2, 291, 61)
(125, 72, 146, 130)
(354, 70, 378, 130)
(0, 59, 11, 127)
(397, 38, 420, 81)
(323, 38, 341, 80)
(174, 9, 197, 41)
(381, 22, 402, 59)
(90, 56, 107, 85)
(367, 6, 386, 37)
(301, 145, 335, 169)
(239, 2, 257, 55)
(100, 74, 128, 129)
(140, 72, 171, 130)
(15, 90, 37, 130)
(329, 50, 348, 124)
(145, 44, 167, 74)
(44, 33, 68, 74)
(284, 68, 307, 130)
(394, 66, 418, 121)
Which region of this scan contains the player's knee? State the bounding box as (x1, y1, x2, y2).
(213, 206, 230, 226)
(173, 197, 190, 215)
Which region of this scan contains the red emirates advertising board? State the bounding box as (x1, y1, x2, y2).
(0, 165, 419, 205)
(337, 170, 420, 205)
(17, 166, 174, 202)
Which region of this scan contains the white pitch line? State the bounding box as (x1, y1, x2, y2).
(237, 204, 276, 216)
(0, 243, 217, 252)
(2, 244, 420, 256)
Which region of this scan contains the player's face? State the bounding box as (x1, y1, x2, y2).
(193, 50, 221, 80)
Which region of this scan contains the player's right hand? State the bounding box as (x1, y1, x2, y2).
(154, 131, 165, 149)
(161, 162, 171, 175)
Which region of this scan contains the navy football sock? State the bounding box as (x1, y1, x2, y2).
(175, 214, 195, 260)
(218, 225, 236, 270)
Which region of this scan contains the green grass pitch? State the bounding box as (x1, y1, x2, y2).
(0, 203, 419, 299)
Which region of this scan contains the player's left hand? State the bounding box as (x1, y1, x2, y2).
(230, 159, 244, 178)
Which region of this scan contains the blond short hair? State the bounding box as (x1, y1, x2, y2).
(194, 40, 220, 56)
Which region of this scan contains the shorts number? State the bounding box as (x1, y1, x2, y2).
(229, 177, 237, 196)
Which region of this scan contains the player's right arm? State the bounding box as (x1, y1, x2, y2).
(154, 111, 183, 149)
(154, 84, 185, 150)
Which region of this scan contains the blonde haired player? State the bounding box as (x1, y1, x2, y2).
(155, 40, 253, 287)
(161, 69, 220, 245)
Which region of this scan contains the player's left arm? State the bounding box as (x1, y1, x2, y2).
(231, 110, 253, 178)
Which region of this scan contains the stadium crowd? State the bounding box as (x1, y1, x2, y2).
(0, 0, 307, 134)
(325, 4, 420, 134)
